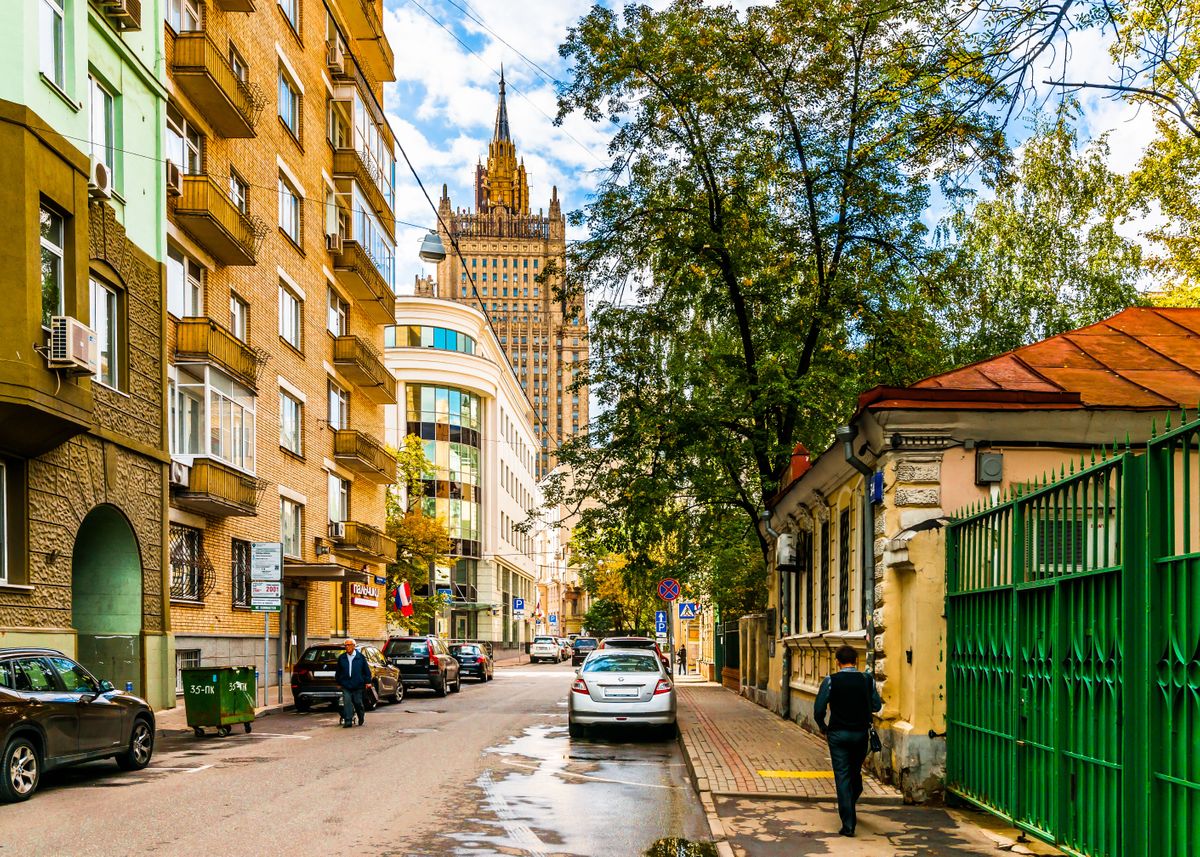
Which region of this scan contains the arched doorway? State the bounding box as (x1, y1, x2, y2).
(72, 504, 143, 694)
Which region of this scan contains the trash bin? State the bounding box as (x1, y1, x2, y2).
(180, 666, 257, 738)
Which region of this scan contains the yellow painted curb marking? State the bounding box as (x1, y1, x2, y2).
(757, 770, 835, 778)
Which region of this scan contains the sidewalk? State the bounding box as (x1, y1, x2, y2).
(154, 699, 293, 737)
(674, 678, 1060, 857)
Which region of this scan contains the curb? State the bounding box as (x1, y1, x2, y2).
(676, 723, 736, 857)
(710, 789, 904, 807)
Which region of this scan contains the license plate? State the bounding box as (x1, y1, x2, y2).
(313, 671, 334, 678)
(396, 658, 417, 665)
(604, 688, 639, 698)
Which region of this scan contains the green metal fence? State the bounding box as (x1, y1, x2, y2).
(947, 413, 1200, 857)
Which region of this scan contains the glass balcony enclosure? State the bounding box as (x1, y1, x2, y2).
(169, 363, 257, 474)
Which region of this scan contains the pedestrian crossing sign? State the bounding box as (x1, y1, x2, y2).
(678, 602, 698, 620)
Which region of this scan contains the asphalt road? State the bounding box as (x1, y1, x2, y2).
(0, 661, 711, 857)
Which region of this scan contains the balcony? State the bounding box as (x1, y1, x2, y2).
(332, 429, 394, 484)
(339, 0, 395, 84)
(169, 30, 261, 138)
(333, 239, 396, 324)
(333, 147, 394, 234)
(172, 174, 261, 266)
(329, 521, 396, 564)
(172, 458, 259, 517)
(174, 317, 261, 391)
(332, 335, 396, 404)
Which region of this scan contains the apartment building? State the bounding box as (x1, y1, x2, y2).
(0, 0, 173, 707)
(163, 0, 397, 697)
(384, 291, 541, 648)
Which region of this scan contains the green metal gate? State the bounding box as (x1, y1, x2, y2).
(947, 413, 1200, 857)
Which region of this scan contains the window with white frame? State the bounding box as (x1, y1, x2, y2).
(278, 281, 302, 349)
(167, 107, 203, 175)
(228, 43, 248, 83)
(90, 279, 119, 389)
(279, 0, 298, 31)
(88, 76, 115, 177)
(166, 0, 201, 31)
(40, 206, 64, 328)
(328, 473, 349, 523)
(168, 364, 256, 473)
(281, 498, 302, 558)
(327, 287, 348, 336)
(279, 389, 302, 455)
(327, 380, 349, 430)
(278, 67, 300, 138)
(278, 175, 301, 244)
(40, 0, 65, 88)
(166, 245, 204, 318)
(229, 293, 248, 341)
(229, 170, 248, 214)
(352, 187, 394, 283)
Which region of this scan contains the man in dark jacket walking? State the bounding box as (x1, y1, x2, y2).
(335, 638, 371, 728)
(814, 645, 883, 836)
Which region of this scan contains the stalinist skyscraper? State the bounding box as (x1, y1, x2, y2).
(421, 71, 589, 477)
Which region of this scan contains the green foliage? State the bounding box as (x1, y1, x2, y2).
(385, 435, 450, 632)
(582, 598, 622, 637)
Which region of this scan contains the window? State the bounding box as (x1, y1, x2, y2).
(278, 175, 301, 244)
(327, 381, 349, 430)
(328, 473, 349, 523)
(327, 287, 348, 336)
(168, 365, 256, 471)
(279, 390, 302, 455)
(279, 0, 298, 30)
(170, 523, 205, 602)
(230, 293, 248, 341)
(40, 0, 65, 88)
(175, 649, 201, 693)
(281, 498, 302, 557)
(0, 463, 6, 584)
(278, 281, 302, 349)
(820, 520, 831, 631)
(40, 206, 64, 328)
(167, 107, 203, 175)
(166, 245, 204, 318)
(166, 0, 201, 31)
(838, 508, 851, 630)
(229, 170, 248, 214)
(278, 68, 300, 138)
(90, 279, 119, 388)
(231, 539, 251, 608)
(88, 76, 115, 177)
(331, 582, 347, 636)
(228, 44, 248, 83)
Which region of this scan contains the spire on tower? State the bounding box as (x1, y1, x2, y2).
(493, 65, 511, 142)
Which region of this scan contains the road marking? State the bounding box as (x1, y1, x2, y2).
(502, 759, 683, 790)
(757, 770, 835, 778)
(146, 764, 214, 774)
(243, 732, 312, 740)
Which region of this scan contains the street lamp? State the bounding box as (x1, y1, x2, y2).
(418, 230, 447, 263)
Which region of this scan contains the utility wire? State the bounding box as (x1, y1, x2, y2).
(445, 0, 560, 87)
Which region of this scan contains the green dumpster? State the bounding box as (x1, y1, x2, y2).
(180, 666, 257, 737)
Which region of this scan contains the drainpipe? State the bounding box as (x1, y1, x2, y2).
(760, 510, 792, 720)
(835, 425, 876, 679)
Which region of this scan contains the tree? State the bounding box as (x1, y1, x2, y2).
(551, 0, 1004, 564)
(385, 435, 451, 632)
(935, 108, 1143, 366)
(1132, 120, 1200, 300)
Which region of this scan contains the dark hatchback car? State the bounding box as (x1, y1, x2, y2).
(290, 644, 403, 712)
(571, 637, 599, 666)
(0, 648, 155, 802)
(383, 636, 461, 696)
(448, 643, 493, 682)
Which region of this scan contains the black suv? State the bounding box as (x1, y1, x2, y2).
(0, 648, 155, 802)
(571, 637, 599, 666)
(383, 636, 461, 696)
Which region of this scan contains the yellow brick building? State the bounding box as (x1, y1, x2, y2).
(163, 0, 397, 701)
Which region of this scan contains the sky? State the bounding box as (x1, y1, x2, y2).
(380, 1, 1162, 291)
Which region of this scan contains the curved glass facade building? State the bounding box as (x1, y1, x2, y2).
(386, 325, 477, 354)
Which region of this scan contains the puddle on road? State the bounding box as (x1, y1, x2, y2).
(643, 839, 718, 857)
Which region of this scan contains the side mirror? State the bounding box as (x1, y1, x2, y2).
(99, 680, 115, 692)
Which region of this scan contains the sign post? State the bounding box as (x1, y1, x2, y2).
(250, 543, 282, 706)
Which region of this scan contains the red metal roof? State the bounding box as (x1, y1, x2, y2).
(860, 307, 1200, 412)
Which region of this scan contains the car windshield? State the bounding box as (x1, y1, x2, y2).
(607, 639, 654, 649)
(300, 647, 343, 663)
(533, 637, 557, 644)
(573, 639, 598, 649)
(384, 640, 428, 656)
(583, 654, 661, 673)
(452, 645, 479, 655)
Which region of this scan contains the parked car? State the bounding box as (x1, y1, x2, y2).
(449, 643, 493, 682)
(599, 636, 671, 672)
(568, 648, 676, 739)
(530, 636, 563, 664)
(571, 637, 599, 666)
(0, 648, 155, 802)
(290, 643, 403, 712)
(384, 636, 461, 696)
(557, 638, 572, 660)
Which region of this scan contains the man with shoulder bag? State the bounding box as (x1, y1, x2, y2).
(814, 645, 883, 837)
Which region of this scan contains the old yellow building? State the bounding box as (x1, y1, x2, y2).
(164, 0, 397, 701)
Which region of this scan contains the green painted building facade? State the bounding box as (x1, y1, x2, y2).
(0, 0, 173, 709)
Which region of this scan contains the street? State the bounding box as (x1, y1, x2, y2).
(0, 662, 711, 857)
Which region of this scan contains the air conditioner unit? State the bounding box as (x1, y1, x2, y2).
(325, 232, 344, 254)
(89, 160, 112, 200)
(775, 532, 796, 571)
(169, 461, 191, 488)
(328, 521, 346, 540)
(165, 160, 183, 198)
(102, 0, 141, 30)
(326, 41, 346, 76)
(47, 316, 98, 376)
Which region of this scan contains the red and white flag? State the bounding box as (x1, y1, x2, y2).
(394, 581, 414, 617)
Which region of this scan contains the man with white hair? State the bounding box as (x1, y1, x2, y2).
(334, 638, 371, 727)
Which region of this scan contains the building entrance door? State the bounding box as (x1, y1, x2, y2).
(284, 599, 305, 671)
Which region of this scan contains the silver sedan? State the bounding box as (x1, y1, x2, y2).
(567, 648, 676, 738)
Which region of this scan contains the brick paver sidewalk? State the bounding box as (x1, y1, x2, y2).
(676, 681, 900, 803)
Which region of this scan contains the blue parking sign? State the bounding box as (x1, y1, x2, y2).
(655, 610, 668, 634)
(513, 597, 525, 611)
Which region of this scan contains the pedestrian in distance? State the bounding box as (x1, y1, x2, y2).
(334, 638, 371, 728)
(676, 645, 687, 675)
(814, 644, 883, 837)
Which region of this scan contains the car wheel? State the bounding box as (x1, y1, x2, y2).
(364, 686, 379, 711)
(115, 718, 154, 771)
(1, 737, 40, 802)
(390, 682, 405, 704)
(452, 672, 462, 693)
(568, 721, 586, 739)
(434, 676, 447, 697)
